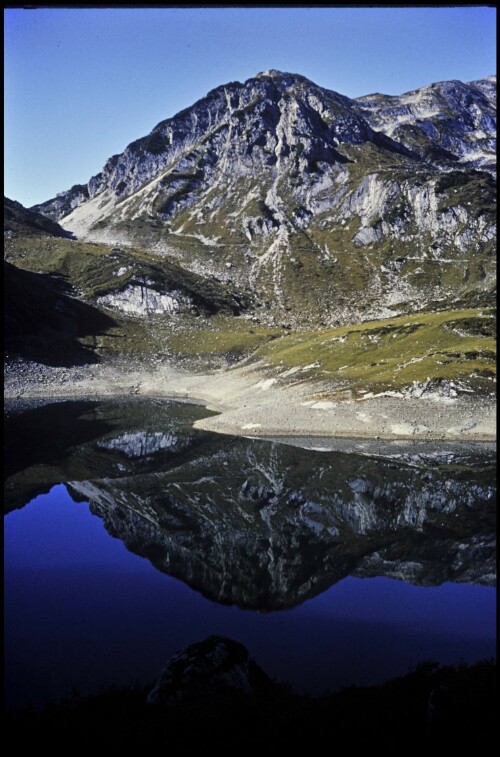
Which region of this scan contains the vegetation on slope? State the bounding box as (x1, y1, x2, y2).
(253, 308, 496, 396)
(155, 307, 495, 396)
(4, 234, 248, 314)
(4, 229, 496, 391)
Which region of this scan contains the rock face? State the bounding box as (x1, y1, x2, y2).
(96, 282, 192, 315)
(33, 184, 89, 221)
(147, 636, 272, 705)
(355, 76, 497, 170)
(30, 71, 496, 327)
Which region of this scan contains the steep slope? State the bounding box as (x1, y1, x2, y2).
(4, 196, 73, 238)
(31, 71, 496, 328)
(4, 261, 117, 366)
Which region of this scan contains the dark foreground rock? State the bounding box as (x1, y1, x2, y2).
(147, 636, 273, 705)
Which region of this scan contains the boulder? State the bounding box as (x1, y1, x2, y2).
(147, 636, 273, 706)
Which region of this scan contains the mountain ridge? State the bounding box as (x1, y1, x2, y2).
(28, 70, 495, 330)
(32, 71, 496, 220)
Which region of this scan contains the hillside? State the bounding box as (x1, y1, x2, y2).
(4, 71, 496, 436)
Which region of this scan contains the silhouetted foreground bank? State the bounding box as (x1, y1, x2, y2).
(5, 637, 496, 751)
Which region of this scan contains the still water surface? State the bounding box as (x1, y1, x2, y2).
(4, 398, 496, 708)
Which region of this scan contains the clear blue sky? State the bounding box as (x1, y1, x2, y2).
(4, 6, 496, 208)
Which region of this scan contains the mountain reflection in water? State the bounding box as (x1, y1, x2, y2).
(4, 398, 496, 706)
(5, 398, 496, 609)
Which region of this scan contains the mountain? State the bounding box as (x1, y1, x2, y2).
(30, 71, 496, 328)
(4, 72, 496, 401)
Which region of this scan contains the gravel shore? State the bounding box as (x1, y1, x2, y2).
(4, 357, 496, 442)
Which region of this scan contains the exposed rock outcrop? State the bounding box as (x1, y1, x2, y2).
(147, 636, 272, 705)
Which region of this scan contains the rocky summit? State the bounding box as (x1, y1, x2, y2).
(30, 70, 496, 326)
(4, 71, 496, 420)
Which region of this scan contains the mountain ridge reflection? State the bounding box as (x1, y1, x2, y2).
(5, 399, 496, 610)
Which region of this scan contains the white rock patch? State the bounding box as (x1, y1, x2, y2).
(97, 284, 190, 315)
(98, 431, 178, 457)
(254, 378, 277, 391)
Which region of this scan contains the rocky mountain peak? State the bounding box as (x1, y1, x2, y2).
(355, 76, 496, 170)
(28, 71, 496, 329)
(253, 68, 310, 85)
(255, 68, 289, 78)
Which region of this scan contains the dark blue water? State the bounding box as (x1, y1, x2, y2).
(5, 482, 496, 709)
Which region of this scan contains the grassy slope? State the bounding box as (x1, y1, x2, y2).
(4, 233, 496, 393)
(4, 234, 253, 365)
(255, 309, 496, 395)
(167, 309, 496, 396)
(3, 234, 247, 311)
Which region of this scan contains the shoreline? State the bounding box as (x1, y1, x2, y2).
(4, 359, 496, 443)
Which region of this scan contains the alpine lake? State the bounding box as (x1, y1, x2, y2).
(4, 397, 496, 710)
